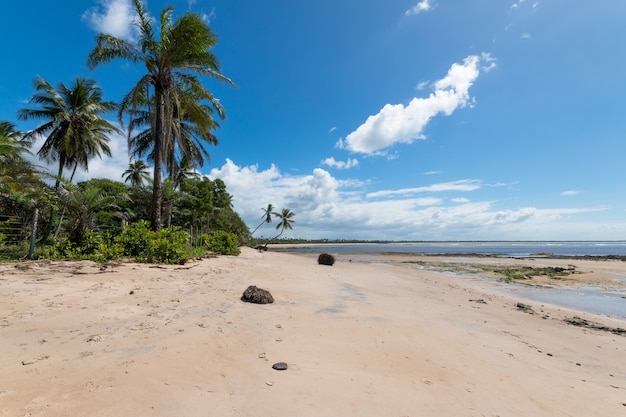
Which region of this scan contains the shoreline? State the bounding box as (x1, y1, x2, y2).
(1, 248, 625, 416)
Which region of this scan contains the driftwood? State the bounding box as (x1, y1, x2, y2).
(241, 285, 274, 304)
(318, 253, 335, 266)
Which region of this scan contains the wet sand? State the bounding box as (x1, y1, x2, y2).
(1, 248, 625, 416)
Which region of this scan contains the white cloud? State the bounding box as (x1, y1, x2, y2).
(367, 179, 482, 198)
(405, 0, 434, 16)
(345, 54, 496, 155)
(25, 126, 135, 184)
(83, 0, 138, 40)
(329, 127, 337, 133)
(206, 159, 616, 240)
(321, 157, 359, 170)
(416, 80, 430, 91)
(201, 7, 217, 24)
(521, 32, 531, 39)
(561, 190, 581, 196)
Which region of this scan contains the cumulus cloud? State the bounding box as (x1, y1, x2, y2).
(405, 0, 434, 16)
(321, 157, 359, 170)
(204, 159, 614, 240)
(83, 0, 137, 40)
(25, 125, 134, 184)
(345, 53, 496, 155)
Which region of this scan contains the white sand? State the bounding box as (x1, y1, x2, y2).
(1, 248, 625, 416)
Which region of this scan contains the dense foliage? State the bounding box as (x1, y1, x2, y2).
(0, 2, 251, 264)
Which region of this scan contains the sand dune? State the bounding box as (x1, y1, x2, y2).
(1, 248, 625, 416)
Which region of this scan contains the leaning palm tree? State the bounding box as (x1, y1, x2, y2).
(18, 76, 119, 189)
(87, 0, 235, 230)
(250, 203, 274, 236)
(270, 208, 295, 241)
(122, 160, 151, 187)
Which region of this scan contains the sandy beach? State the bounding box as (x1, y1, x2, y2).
(1, 247, 625, 416)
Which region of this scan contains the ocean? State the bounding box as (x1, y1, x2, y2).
(274, 241, 626, 320)
(274, 241, 626, 257)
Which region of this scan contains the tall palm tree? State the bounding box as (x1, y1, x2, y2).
(18, 76, 120, 189)
(87, 0, 235, 230)
(250, 203, 274, 236)
(122, 160, 151, 187)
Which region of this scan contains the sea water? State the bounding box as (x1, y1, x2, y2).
(277, 241, 626, 258)
(276, 242, 626, 319)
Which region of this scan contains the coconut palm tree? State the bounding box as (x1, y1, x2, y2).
(18, 76, 119, 189)
(0, 121, 29, 165)
(250, 203, 274, 236)
(271, 208, 295, 240)
(0, 121, 39, 198)
(122, 160, 151, 187)
(87, 0, 235, 230)
(0, 121, 24, 142)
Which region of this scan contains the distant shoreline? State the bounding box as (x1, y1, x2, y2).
(268, 241, 626, 259)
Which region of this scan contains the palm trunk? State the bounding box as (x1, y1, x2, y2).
(151, 91, 165, 231)
(53, 163, 79, 239)
(41, 160, 65, 243)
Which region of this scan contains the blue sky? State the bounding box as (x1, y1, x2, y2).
(2, 0, 626, 240)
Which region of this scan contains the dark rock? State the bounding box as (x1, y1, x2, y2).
(241, 285, 274, 304)
(272, 362, 288, 371)
(516, 302, 535, 314)
(318, 253, 335, 266)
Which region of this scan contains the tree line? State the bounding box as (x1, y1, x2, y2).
(0, 0, 293, 261)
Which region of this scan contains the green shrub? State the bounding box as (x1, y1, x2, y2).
(146, 227, 190, 264)
(116, 220, 154, 257)
(205, 230, 240, 255)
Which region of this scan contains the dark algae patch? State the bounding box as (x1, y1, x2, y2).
(401, 260, 578, 285)
(492, 266, 574, 283)
(564, 317, 626, 336)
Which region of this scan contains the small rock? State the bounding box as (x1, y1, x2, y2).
(318, 253, 336, 266)
(272, 362, 288, 371)
(241, 286, 274, 304)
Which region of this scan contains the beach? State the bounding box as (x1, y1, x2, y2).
(1, 247, 625, 416)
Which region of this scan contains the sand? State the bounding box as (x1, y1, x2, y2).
(1, 247, 625, 416)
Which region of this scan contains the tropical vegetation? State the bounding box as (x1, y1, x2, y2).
(0, 1, 293, 263)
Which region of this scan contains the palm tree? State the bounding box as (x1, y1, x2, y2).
(87, 0, 235, 230)
(250, 203, 274, 236)
(122, 160, 151, 187)
(0, 121, 29, 165)
(0, 121, 24, 142)
(57, 180, 119, 245)
(0, 121, 37, 195)
(271, 208, 295, 241)
(18, 76, 120, 189)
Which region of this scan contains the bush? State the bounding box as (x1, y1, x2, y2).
(205, 230, 240, 255)
(146, 227, 190, 264)
(116, 220, 154, 257)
